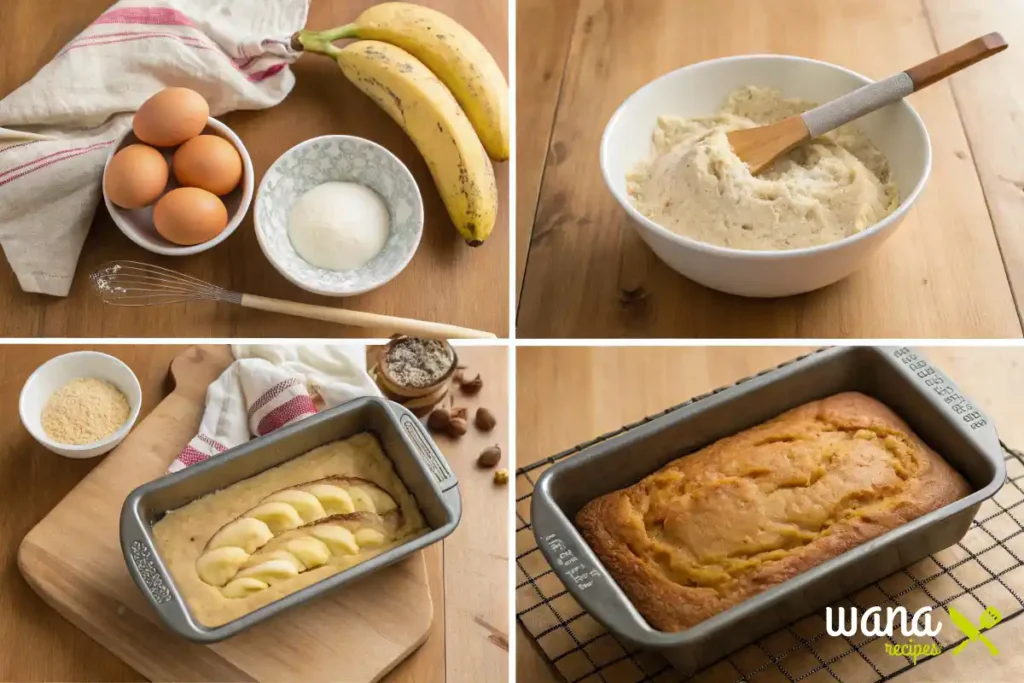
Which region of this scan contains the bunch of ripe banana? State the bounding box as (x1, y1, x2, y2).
(293, 2, 509, 247)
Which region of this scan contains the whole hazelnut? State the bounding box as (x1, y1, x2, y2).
(477, 444, 501, 468)
(474, 407, 497, 432)
(427, 408, 451, 432)
(460, 374, 483, 395)
(493, 469, 509, 486)
(447, 417, 469, 438)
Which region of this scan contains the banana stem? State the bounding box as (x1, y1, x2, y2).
(292, 24, 359, 59)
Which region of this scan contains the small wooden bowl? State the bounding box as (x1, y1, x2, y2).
(372, 338, 457, 417)
(377, 339, 457, 399)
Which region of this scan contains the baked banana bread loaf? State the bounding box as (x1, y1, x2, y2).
(575, 392, 970, 632)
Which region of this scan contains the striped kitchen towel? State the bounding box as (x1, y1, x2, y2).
(169, 345, 382, 473)
(0, 0, 308, 296)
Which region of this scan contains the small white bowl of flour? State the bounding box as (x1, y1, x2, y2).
(20, 351, 142, 458)
(255, 135, 424, 297)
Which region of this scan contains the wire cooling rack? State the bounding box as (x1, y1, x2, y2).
(516, 398, 1024, 683)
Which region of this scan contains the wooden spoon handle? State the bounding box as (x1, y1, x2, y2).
(239, 294, 496, 339)
(905, 32, 1007, 90)
(802, 32, 1007, 138)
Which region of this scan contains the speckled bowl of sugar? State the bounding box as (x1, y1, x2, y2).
(19, 351, 142, 459)
(255, 135, 424, 297)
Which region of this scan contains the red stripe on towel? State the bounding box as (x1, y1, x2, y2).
(196, 433, 227, 453)
(0, 140, 109, 179)
(249, 63, 286, 82)
(177, 444, 212, 467)
(257, 395, 317, 436)
(248, 379, 301, 418)
(0, 140, 44, 157)
(0, 142, 111, 188)
(93, 7, 196, 27)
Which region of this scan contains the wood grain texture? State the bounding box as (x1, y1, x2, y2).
(437, 346, 509, 682)
(0, 0, 508, 338)
(925, 0, 1024, 320)
(19, 345, 436, 683)
(514, 0, 579, 299)
(515, 345, 1024, 683)
(516, 0, 1021, 339)
(0, 345, 181, 683)
(1, 344, 508, 683)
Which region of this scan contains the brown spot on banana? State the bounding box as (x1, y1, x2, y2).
(335, 40, 497, 245)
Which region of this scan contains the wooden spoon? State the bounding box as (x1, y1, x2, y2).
(727, 32, 1007, 174)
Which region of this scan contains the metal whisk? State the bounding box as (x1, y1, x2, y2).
(89, 260, 495, 339)
(91, 261, 242, 307)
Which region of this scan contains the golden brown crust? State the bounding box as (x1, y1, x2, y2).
(575, 392, 971, 632)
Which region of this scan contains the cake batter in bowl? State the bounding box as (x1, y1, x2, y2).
(601, 55, 931, 298)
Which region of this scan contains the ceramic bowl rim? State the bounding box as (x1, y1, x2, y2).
(599, 53, 933, 260)
(18, 350, 143, 456)
(253, 134, 425, 297)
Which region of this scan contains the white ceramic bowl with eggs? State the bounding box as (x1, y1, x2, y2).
(600, 54, 932, 298)
(254, 135, 424, 297)
(103, 117, 254, 256)
(19, 351, 143, 459)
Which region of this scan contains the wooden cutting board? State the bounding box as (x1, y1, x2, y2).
(17, 345, 433, 683)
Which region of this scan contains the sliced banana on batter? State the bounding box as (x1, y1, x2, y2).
(312, 525, 359, 554)
(244, 550, 305, 573)
(354, 528, 386, 548)
(264, 489, 327, 523)
(236, 559, 301, 585)
(222, 577, 269, 599)
(208, 518, 274, 554)
(247, 502, 303, 534)
(346, 487, 378, 513)
(307, 484, 355, 515)
(285, 537, 331, 569)
(196, 546, 250, 587)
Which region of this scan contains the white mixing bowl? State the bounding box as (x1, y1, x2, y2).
(600, 54, 931, 297)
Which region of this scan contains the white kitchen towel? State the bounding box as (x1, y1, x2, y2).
(0, 0, 308, 296)
(169, 345, 382, 473)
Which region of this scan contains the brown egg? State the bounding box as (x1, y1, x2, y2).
(153, 187, 228, 246)
(133, 87, 209, 147)
(103, 144, 168, 209)
(173, 135, 243, 196)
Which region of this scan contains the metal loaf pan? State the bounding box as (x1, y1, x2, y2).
(121, 396, 461, 643)
(531, 346, 1005, 676)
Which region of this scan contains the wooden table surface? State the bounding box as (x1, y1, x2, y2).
(0, 0, 509, 338)
(516, 345, 1024, 682)
(0, 344, 508, 682)
(516, 0, 1024, 339)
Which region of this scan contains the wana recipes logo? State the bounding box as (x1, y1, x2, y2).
(826, 605, 1002, 664)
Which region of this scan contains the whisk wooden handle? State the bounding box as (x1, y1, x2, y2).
(240, 295, 496, 339)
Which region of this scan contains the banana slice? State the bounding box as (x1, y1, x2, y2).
(354, 528, 386, 548)
(196, 546, 250, 587)
(247, 502, 303, 534)
(236, 559, 300, 585)
(312, 525, 359, 555)
(264, 489, 327, 523)
(286, 537, 331, 569)
(307, 484, 355, 515)
(222, 577, 269, 599)
(347, 487, 377, 513)
(243, 550, 305, 573)
(360, 486, 398, 514)
(208, 518, 273, 554)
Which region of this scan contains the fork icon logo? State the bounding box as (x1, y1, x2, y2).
(948, 606, 1002, 656)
